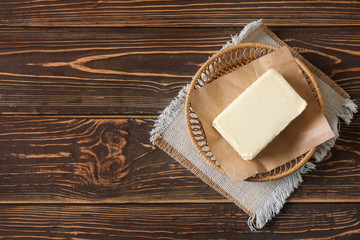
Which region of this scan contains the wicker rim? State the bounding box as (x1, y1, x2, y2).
(184, 43, 325, 182)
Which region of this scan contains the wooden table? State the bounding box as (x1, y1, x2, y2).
(0, 1, 359, 239)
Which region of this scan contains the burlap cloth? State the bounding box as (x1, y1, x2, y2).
(150, 20, 357, 230)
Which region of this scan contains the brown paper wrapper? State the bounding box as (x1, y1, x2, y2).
(189, 47, 335, 183)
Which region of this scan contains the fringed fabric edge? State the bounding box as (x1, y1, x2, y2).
(149, 84, 189, 144)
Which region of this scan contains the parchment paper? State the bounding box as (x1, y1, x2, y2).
(189, 47, 335, 183)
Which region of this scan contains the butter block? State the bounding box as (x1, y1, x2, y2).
(212, 68, 307, 160)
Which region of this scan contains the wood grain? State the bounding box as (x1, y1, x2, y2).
(0, 203, 359, 239)
(0, 1, 358, 237)
(0, 1, 359, 27)
(0, 27, 358, 115)
(0, 116, 358, 203)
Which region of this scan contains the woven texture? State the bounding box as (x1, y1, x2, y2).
(150, 20, 357, 230)
(185, 43, 324, 181)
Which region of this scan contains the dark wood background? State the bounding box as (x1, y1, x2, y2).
(0, 1, 359, 239)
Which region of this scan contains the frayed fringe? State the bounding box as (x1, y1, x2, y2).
(248, 161, 316, 230)
(299, 162, 316, 174)
(313, 137, 336, 163)
(149, 85, 189, 144)
(221, 19, 263, 50)
(338, 99, 358, 125)
(313, 99, 357, 162)
(247, 215, 256, 231)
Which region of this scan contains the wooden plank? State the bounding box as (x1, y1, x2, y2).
(0, 116, 358, 203)
(0, 27, 358, 115)
(0, 203, 359, 239)
(0, 1, 359, 27)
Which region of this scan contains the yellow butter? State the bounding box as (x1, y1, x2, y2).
(212, 68, 307, 160)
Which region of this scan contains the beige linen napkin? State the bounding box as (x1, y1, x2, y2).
(150, 20, 357, 230)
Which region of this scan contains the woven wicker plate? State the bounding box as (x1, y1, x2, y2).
(184, 43, 325, 182)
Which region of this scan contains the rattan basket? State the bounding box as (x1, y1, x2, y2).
(184, 43, 325, 182)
